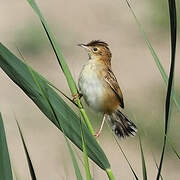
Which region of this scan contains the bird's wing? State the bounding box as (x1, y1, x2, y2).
(104, 68, 124, 108)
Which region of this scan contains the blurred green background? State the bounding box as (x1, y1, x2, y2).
(0, 0, 180, 179)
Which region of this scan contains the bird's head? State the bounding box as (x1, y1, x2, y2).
(78, 40, 112, 65)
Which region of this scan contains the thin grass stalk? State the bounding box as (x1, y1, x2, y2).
(156, 0, 177, 179)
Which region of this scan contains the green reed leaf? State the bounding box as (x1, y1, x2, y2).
(0, 113, 13, 180)
(156, 0, 177, 179)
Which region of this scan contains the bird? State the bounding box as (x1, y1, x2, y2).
(77, 40, 137, 138)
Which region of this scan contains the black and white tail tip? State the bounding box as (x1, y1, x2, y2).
(110, 110, 137, 139)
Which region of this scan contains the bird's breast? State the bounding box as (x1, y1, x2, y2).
(78, 63, 104, 110)
(78, 62, 119, 113)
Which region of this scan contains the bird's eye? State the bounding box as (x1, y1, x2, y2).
(93, 47, 98, 52)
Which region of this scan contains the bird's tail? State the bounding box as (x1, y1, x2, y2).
(109, 110, 137, 138)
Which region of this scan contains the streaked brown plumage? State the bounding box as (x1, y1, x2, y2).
(78, 40, 137, 138)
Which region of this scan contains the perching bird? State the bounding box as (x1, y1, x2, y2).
(78, 40, 137, 138)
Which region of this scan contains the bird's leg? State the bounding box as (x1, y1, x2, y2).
(72, 92, 83, 102)
(94, 114, 106, 138)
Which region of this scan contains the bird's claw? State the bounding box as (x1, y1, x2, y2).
(72, 93, 82, 102)
(94, 132, 101, 138)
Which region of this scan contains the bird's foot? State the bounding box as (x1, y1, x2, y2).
(72, 93, 83, 102)
(94, 132, 101, 138)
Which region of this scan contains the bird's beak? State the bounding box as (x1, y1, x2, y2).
(77, 43, 90, 51)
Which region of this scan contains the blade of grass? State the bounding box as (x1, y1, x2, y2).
(26, 0, 94, 134)
(0, 43, 111, 172)
(139, 137, 147, 180)
(124, 0, 180, 112)
(156, 0, 177, 179)
(16, 120, 37, 180)
(0, 113, 13, 180)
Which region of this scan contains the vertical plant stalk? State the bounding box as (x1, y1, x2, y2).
(27, 0, 94, 134)
(106, 168, 115, 180)
(156, 0, 177, 179)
